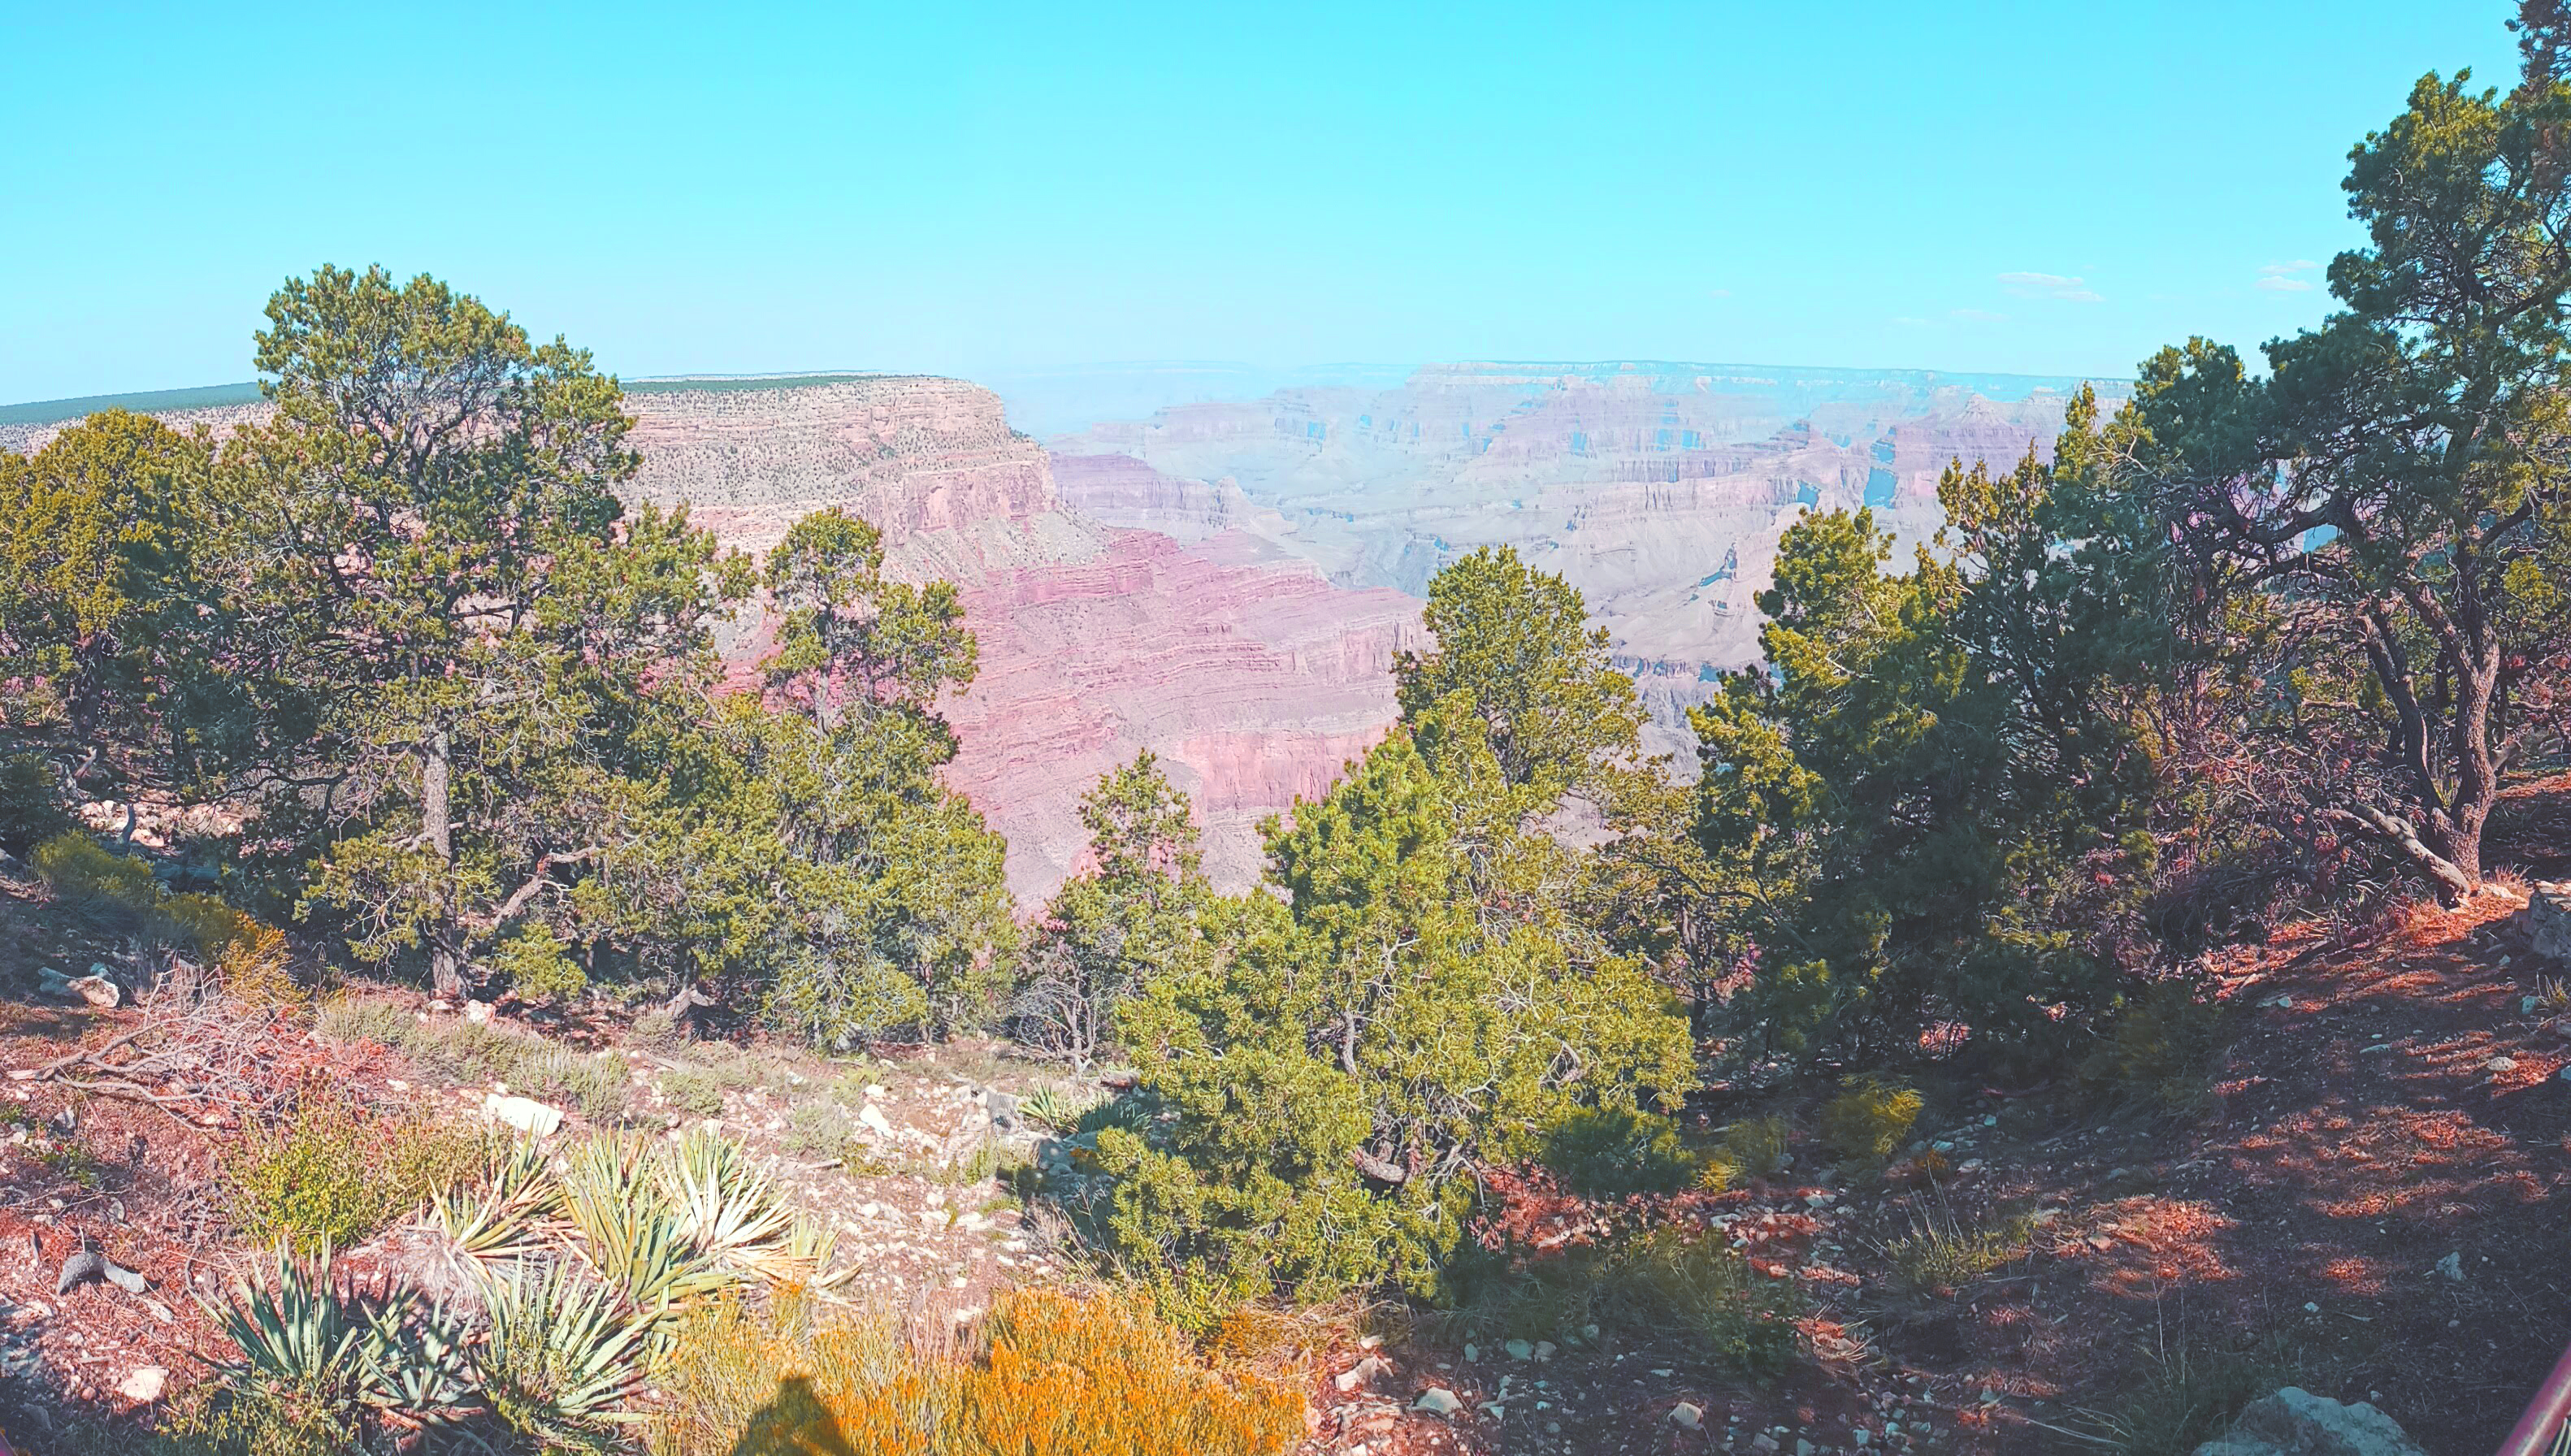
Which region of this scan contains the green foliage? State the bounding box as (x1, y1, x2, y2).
(1078, 574, 1696, 1314)
(0, 410, 240, 821)
(218, 266, 752, 999)
(660, 1062, 746, 1118)
(1540, 1107, 1696, 1198)
(1018, 751, 1208, 1061)
(32, 830, 161, 908)
(1714, 1116, 1792, 1180)
(224, 1108, 484, 1254)
(1884, 1194, 2035, 1298)
(1818, 1074, 1923, 1172)
(1394, 545, 1647, 802)
(2079, 979, 2233, 1113)
(490, 922, 586, 1002)
(2070, 1334, 2292, 1456)
(315, 999, 630, 1120)
(474, 1260, 649, 1451)
(1435, 1225, 1805, 1380)
(0, 753, 72, 856)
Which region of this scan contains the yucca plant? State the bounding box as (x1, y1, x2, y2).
(356, 1298, 481, 1433)
(1020, 1085, 1094, 1132)
(474, 1259, 650, 1451)
(207, 1241, 370, 1393)
(426, 1138, 561, 1266)
(561, 1133, 731, 1315)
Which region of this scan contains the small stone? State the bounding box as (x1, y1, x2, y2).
(2436, 1251, 2464, 1282)
(1414, 1387, 1463, 1417)
(1334, 1354, 1390, 1393)
(1533, 1340, 1556, 1362)
(1981, 1115, 1999, 1127)
(63, 974, 119, 1009)
(2486, 1055, 2519, 1072)
(1462, 1341, 1478, 1362)
(1796, 1440, 1816, 1456)
(858, 1104, 897, 1139)
(1671, 1401, 1705, 1430)
(1505, 1338, 1534, 1361)
(2304, 1301, 2322, 1313)
(1854, 1433, 1871, 1449)
(1751, 1436, 1780, 1454)
(117, 1367, 165, 1402)
(463, 999, 495, 1024)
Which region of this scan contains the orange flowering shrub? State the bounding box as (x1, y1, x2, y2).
(651, 1287, 1303, 1456)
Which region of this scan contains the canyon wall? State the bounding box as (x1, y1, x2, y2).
(1044, 362, 2127, 763)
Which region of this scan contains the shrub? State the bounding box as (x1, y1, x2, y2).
(319, 1002, 631, 1121)
(225, 1107, 484, 1254)
(1715, 1115, 1791, 1179)
(1883, 1193, 2034, 1297)
(490, 923, 587, 1002)
(647, 1287, 1302, 1456)
(2080, 978, 2231, 1113)
(2070, 1334, 2292, 1456)
(1433, 1224, 1805, 1380)
(661, 1062, 748, 1119)
(32, 830, 159, 908)
(1818, 1073, 1922, 1172)
(1541, 1107, 1696, 1198)
(0, 753, 72, 856)
(785, 1098, 860, 1156)
(1615, 1226, 1807, 1380)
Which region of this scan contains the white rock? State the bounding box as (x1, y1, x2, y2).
(480, 1094, 563, 1137)
(1671, 1401, 1705, 1430)
(2436, 1251, 2464, 1282)
(859, 1104, 897, 1139)
(1504, 1338, 1534, 1360)
(1414, 1387, 1463, 1417)
(2486, 1055, 2519, 1072)
(64, 974, 119, 1009)
(1533, 1339, 1555, 1361)
(1334, 1354, 1389, 1393)
(463, 999, 495, 1024)
(118, 1367, 166, 1402)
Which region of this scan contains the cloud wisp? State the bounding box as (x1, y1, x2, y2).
(2257, 258, 2320, 292)
(1998, 271, 2104, 303)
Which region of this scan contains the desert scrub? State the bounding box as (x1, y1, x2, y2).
(648, 1287, 1302, 1456)
(1884, 1193, 2035, 1297)
(1818, 1073, 1922, 1172)
(660, 1061, 749, 1118)
(785, 1098, 860, 1156)
(1435, 1224, 1806, 1379)
(1701, 1113, 1790, 1190)
(31, 831, 161, 908)
(1541, 1106, 1695, 1198)
(226, 1107, 485, 1253)
(317, 1000, 630, 1120)
(2081, 978, 2232, 1113)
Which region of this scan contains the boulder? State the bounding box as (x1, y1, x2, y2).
(2192, 1388, 2427, 1456)
(64, 975, 119, 1009)
(2530, 882, 2571, 965)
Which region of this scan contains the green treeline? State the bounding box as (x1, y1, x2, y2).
(2, 13, 2569, 1338)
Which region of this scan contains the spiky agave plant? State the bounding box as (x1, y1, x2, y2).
(425, 1137, 561, 1266)
(666, 1127, 852, 1292)
(205, 1241, 486, 1445)
(473, 1259, 650, 1452)
(206, 1240, 369, 1393)
(561, 1132, 732, 1315)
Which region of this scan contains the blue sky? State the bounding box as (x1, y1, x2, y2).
(0, 1, 2523, 405)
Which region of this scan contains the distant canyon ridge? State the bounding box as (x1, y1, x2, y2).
(0, 362, 2126, 900)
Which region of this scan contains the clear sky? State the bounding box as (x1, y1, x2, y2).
(0, 1, 2525, 405)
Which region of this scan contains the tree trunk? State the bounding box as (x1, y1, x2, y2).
(423, 726, 464, 1000)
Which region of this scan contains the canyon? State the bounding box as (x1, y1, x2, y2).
(1, 361, 2122, 901)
